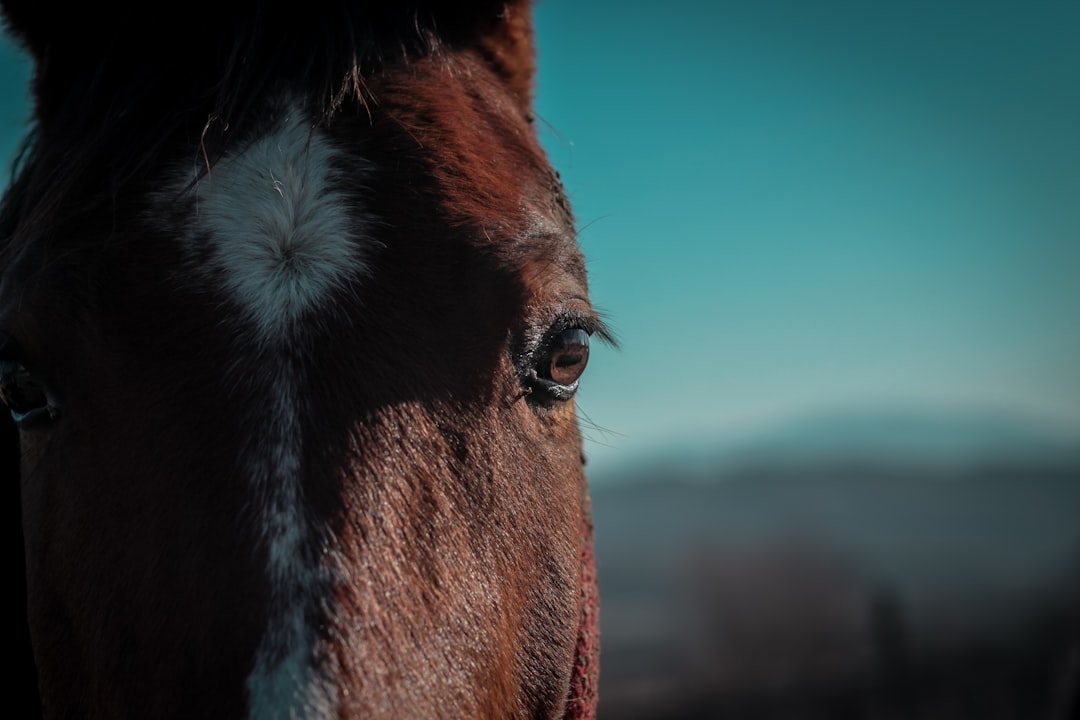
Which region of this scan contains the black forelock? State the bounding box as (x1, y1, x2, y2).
(0, 2, 515, 261)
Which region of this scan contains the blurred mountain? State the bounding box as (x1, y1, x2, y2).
(727, 408, 1080, 467)
(588, 409, 1080, 719)
(591, 407, 1080, 485)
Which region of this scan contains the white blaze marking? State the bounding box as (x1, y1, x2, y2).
(193, 109, 368, 341)
(175, 107, 371, 719)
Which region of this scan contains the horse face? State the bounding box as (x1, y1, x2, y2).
(1, 4, 601, 718)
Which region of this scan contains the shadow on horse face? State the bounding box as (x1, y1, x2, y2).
(0, 2, 604, 717)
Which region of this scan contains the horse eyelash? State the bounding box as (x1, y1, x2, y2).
(552, 311, 617, 350)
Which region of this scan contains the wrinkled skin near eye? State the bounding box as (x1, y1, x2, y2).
(0, 361, 57, 428)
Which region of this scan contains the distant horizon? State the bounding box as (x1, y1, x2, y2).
(585, 400, 1080, 483)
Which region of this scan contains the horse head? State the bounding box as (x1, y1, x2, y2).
(0, 2, 604, 717)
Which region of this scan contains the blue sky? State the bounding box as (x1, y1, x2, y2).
(2, 2, 1079, 475)
(533, 0, 1080, 471)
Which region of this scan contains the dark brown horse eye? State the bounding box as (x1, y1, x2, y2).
(0, 361, 54, 426)
(543, 328, 590, 387)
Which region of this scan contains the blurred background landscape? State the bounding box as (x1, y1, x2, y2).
(4, 1, 1079, 717)
(585, 415, 1080, 718)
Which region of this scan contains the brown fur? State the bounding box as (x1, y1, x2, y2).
(1, 2, 601, 719)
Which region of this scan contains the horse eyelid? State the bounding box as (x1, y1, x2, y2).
(552, 311, 616, 350)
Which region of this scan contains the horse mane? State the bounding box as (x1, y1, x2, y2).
(0, 1, 535, 259)
(2, 1, 534, 112)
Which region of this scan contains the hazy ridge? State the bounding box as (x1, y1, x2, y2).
(589, 410, 1080, 719)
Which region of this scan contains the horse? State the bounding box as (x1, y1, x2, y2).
(0, 2, 607, 717)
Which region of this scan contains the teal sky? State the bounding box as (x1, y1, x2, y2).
(533, 0, 1080, 471)
(2, 2, 1079, 474)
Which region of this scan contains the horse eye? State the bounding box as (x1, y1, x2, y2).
(532, 328, 590, 400)
(0, 361, 57, 427)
